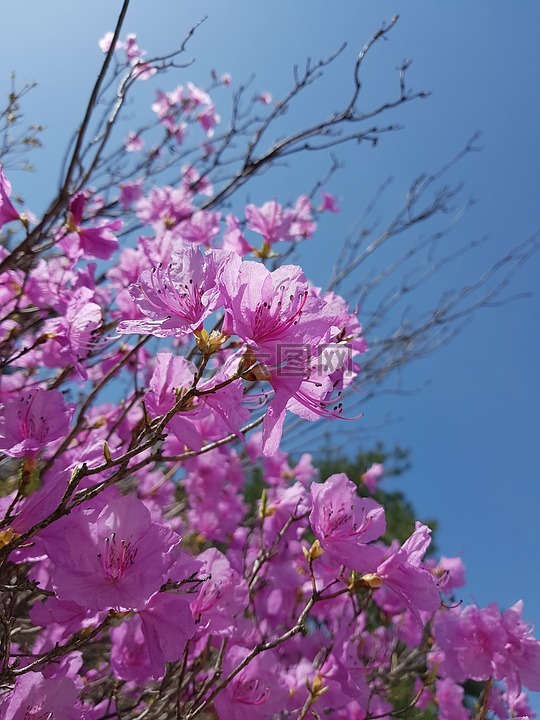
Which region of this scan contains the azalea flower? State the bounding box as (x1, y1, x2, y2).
(375, 522, 441, 623)
(0, 388, 75, 458)
(223, 261, 333, 362)
(117, 245, 235, 338)
(214, 646, 289, 720)
(310, 473, 385, 572)
(0, 671, 89, 720)
(362, 462, 384, 494)
(318, 191, 340, 213)
(138, 592, 195, 679)
(41, 286, 102, 379)
(191, 548, 248, 637)
(39, 490, 180, 611)
(0, 165, 21, 229)
(223, 213, 252, 256)
(245, 200, 293, 245)
(125, 131, 145, 151)
(223, 261, 351, 454)
(61, 192, 121, 260)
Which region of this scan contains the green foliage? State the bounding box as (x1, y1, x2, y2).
(243, 464, 265, 508)
(386, 674, 438, 719)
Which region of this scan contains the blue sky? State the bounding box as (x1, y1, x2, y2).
(2, 0, 540, 710)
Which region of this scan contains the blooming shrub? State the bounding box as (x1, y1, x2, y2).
(0, 20, 538, 720)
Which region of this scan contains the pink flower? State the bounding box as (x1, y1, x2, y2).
(260, 482, 311, 547)
(132, 60, 156, 81)
(375, 522, 440, 623)
(124, 33, 146, 62)
(321, 290, 368, 356)
(4, 463, 70, 536)
(139, 592, 195, 679)
(30, 594, 103, 644)
(222, 261, 343, 454)
(289, 194, 316, 239)
(62, 192, 121, 260)
(434, 555, 466, 593)
(0, 248, 24, 322)
(258, 374, 306, 456)
(146, 351, 249, 454)
(110, 616, 153, 683)
(318, 192, 340, 213)
(135, 184, 193, 231)
(145, 352, 203, 451)
(124, 131, 145, 152)
(0, 388, 75, 458)
(214, 646, 289, 720)
(145, 352, 196, 417)
(180, 448, 248, 543)
(310, 473, 386, 572)
(177, 210, 221, 247)
(222, 261, 332, 364)
(186, 82, 212, 107)
(152, 88, 178, 118)
(41, 286, 102, 379)
(223, 213, 252, 256)
(362, 462, 384, 494)
(434, 603, 508, 682)
(98, 31, 120, 53)
(500, 601, 540, 694)
(197, 104, 220, 137)
(181, 165, 213, 196)
(187, 485, 247, 543)
(503, 687, 536, 718)
(119, 180, 143, 208)
(117, 246, 235, 338)
(0, 671, 87, 720)
(0, 165, 20, 229)
(435, 678, 469, 720)
(245, 200, 292, 244)
(191, 548, 248, 637)
(40, 491, 180, 611)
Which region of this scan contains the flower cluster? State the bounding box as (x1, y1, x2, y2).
(0, 32, 538, 720)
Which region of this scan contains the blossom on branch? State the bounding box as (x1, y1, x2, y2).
(61, 192, 121, 260)
(0, 165, 20, 229)
(309, 473, 386, 572)
(39, 491, 180, 612)
(117, 245, 236, 338)
(0, 388, 75, 458)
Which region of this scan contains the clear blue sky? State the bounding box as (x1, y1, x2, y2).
(2, 0, 540, 709)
